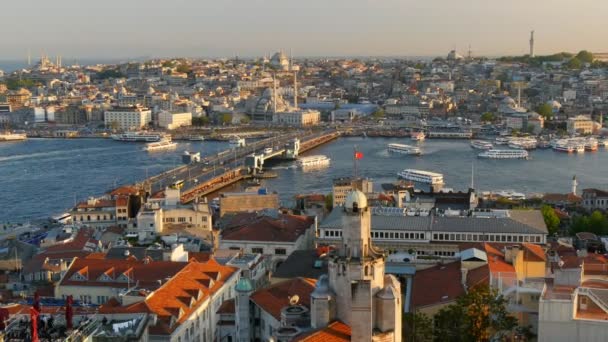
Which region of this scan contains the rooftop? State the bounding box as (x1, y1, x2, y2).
(250, 277, 316, 321)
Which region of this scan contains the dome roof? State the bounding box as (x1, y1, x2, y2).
(235, 278, 253, 292)
(345, 190, 367, 210)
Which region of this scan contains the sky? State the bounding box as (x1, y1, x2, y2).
(1, 0, 606, 60)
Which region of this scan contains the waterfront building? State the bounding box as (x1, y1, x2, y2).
(330, 108, 360, 122)
(104, 105, 152, 130)
(218, 211, 316, 270)
(218, 191, 279, 217)
(582, 188, 608, 211)
(273, 109, 321, 126)
(567, 115, 595, 135)
(6, 88, 31, 109)
(158, 110, 192, 130)
(332, 177, 374, 207)
(70, 197, 120, 229)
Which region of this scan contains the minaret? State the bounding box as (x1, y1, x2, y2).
(293, 71, 298, 110)
(235, 278, 253, 341)
(572, 175, 577, 195)
(529, 30, 535, 57)
(272, 74, 277, 114)
(27, 50, 31, 66)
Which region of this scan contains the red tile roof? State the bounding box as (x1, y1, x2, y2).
(466, 265, 490, 289)
(216, 298, 235, 314)
(484, 243, 515, 275)
(109, 186, 140, 197)
(250, 277, 316, 321)
(522, 243, 546, 262)
(221, 214, 314, 243)
(99, 259, 238, 335)
(411, 261, 465, 309)
(292, 321, 351, 342)
(76, 199, 116, 209)
(59, 258, 188, 290)
(44, 228, 98, 254)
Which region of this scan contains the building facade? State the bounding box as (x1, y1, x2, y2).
(104, 105, 152, 130)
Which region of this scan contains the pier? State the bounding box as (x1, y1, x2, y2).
(140, 130, 341, 203)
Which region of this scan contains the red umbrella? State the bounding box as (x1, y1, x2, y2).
(30, 307, 39, 342)
(65, 295, 73, 330)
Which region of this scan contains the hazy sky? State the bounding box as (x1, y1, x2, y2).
(1, 0, 606, 60)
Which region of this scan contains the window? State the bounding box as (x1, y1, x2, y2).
(252, 247, 264, 254)
(178, 217, 186, 223)
(275, 248, 286, 255)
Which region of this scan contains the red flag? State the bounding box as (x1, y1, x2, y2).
(354, 151, 363, 159)
(33, 291, 41, 312)
(30, 307, 39, 342)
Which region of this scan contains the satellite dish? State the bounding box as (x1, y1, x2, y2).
(289, 295, 300, 306)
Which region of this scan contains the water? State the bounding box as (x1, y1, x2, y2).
(2, 137, 608, 223)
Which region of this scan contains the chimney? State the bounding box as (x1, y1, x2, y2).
(461, 267, 469, 290)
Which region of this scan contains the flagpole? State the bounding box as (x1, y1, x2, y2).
(353, 145, 358, 179)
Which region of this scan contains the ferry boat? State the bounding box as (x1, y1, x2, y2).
(553, 140, 574, 153)
(478, 149, 529, 159)
(507, 137, 537, 150)
(495, 136, 510, 145)
(585, 138, 598, 151)
(229, 136, 246, 148)
(598, 139, 608, 148)
(297, 155, 331, 168)
(387, 143, 422, 155)
(189, 135, 205, 141)
(0, 132, 27, 141)
(111, 132, 164, 142)
(144, 138, 178, 152)
(470, 140, 493, 150)
(398, 169, 444, 185)
(410, 131, 426, 141)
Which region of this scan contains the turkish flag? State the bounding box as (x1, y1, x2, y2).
(354, 151, 363, 159)
(30, 307, 39, 342)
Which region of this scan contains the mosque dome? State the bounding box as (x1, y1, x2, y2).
(345, 190, 367, 211)
(547, 100, 561, 109)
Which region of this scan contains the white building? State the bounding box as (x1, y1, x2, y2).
(135, 187, 212, 242)
(104, 106, 152, 130)
(273, 109, 320, 126)
(567, 115, 595, 135)
(158, 111, 192, 130)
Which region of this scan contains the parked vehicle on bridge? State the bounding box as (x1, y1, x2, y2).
(264, 147, 273, 154)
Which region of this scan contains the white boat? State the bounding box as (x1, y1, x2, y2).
(411, 132, 426, 141)
(111, 132, 164, 142)
(144, 139, 178, 152)
(297, 155, 331, 168)
(507, 137, 537, 150)
(494, 190, 526, 200)
(585, 138, 598, 151)
(470, 140, 493, 150)
(553, 140, 574, 153)
(478, 149, 528, 159)
(229, 136, 246, 148)
(189, 135, 205, 141)
(388, 143, 422, 155)
(398, 169, 444, 185)
(0, 132, 27, 141)
(495, 136, 510, 145)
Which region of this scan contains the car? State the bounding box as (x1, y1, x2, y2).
(264, 147, 273, 154)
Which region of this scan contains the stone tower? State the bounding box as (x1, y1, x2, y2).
(314, 190, 401, 342)
(530, 30, 535, 57)
(235, 278, 253, 341)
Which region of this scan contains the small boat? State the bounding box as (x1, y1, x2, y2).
(398, 169, 444, 185)
(0, 132, 27, 141)
(478, 149, 529, 159)
(229, 136, 246, 148)
(189, 135, 205, 141)
(411, 131, 426, 141)
(470, 140, 493, 150)
(297, 155, 331, 168)
(111, 132, 164, 142)
(388, 143, 422, 155)
(144, 138, 178, 152)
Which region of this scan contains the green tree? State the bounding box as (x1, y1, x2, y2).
(403, 312, 433, 342)
(570, 211, 608, 236)
(480, 112, 495, 122)
(541, 205, 560, 236)
(536, 103, 553, 118)
(4, 77, 38, 90)
(372, 109, 385, 118)
(192, 116, 209, 126)
(176, 64, 191, 74)
(219, 113, 232, 125)
(576, 50, 594, 64)
(566, 57, 582, 69)
(434, 285, 517, 342)
(325, 193, 333, 211)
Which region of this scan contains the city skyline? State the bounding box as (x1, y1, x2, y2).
(1, 0, 606, 60)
